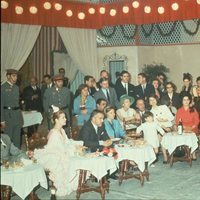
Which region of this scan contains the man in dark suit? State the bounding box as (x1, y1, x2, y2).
(41, 74, 54, 101)
(135, 98, 149, 123)
(115, 70, 136, 108)
(96, 70, 114, 88)
(22, 76, 43, 136)
(94, 78, 120, 109)
(78, 110, 111, 152)
(135, 73, 155, 102)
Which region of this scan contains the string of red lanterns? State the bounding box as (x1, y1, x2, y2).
(1, 0, 200, 28)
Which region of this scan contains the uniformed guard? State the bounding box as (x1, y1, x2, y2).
(43, 74, 71, 133)
(1, 69, 23, 148)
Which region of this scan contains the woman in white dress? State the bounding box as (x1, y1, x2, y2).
(116, 95, 137, 129)
(149, 94, 174, 131)
(33, 106, 82, 197)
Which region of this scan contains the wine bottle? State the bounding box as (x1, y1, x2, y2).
(50, 188, 56, 200)
(178, 118, 183, 135)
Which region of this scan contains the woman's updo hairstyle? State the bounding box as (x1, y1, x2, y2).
(183, 73, 192, 82)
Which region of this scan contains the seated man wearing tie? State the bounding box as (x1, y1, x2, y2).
(78, 110, 112, 152)
(135, 98, 149, 123)
(94, 78, 120, 109)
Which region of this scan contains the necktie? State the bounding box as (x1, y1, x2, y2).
(125, 83, 128, 94)
(142, 85, 145, 94)
(106, 89, 110, 103)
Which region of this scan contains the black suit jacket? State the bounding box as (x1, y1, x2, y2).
(115, 81, 136, 100)
(78, 121, 110, 152)
(22, 86, 42, 112)
(135, 84, 155, 101)
(160, 92, 181, 109)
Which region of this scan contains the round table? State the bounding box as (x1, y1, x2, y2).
(1, 163, 47, 200)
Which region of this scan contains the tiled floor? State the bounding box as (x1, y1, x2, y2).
(12, 119, 200, 200)
(11, 156, 200, 200)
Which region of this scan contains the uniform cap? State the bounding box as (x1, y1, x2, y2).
(53, 74, 64, 81)
(6, 69, 18, 75)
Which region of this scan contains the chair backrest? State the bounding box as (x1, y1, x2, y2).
(123, 118, 141, 139)
(25, 132, 47, 151)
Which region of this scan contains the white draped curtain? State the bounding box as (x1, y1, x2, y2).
(1, 23, 41, 82)
(57, 27, 99, 79)
(65, 55, 79, 83)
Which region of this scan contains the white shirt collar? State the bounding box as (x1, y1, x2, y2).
(121, 81, 127, 87)
(91, 122, 98, 134)
(168, 93, 173, 99)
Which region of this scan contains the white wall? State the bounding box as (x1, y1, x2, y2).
(138, 44, 200, 91)
(97, 44, 200, 91)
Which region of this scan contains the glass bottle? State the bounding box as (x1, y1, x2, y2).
(178, 118, 183, 135)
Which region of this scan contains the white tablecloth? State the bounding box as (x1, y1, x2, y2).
(115, 144, 156, 172)
(22, 111, 43, 127)
(161, 132, 198, 155)
(1, 163, 48, 200)
(68, 156, 117, 182)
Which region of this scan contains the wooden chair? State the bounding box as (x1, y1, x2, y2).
(0, 185, 12, 200)
(24, 132, 56, 198)
(70, 115, 80, 140)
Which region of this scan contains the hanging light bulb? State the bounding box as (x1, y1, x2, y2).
(54, 3, 62, 11)
(158, 6, 165, 14)
(15, 6, 23, 14)
(43, 2, 51, 10)
(99, 7, 105, 14)
(132, 1, 139, 8)
(171, 3, 179, 10)
(78, 12, 85, 20)
(1, 1, 9, 9)
(110, 9, 116, 16)
(66, 10, 73, 17)
(30, 6, 38, 14)
(122, 6, 129, 14)
(144, 6, 151, 14)
(88, 7, 95, 14)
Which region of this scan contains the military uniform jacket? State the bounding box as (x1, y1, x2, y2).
(1, 82, 23, 126)
(43, 86, 71, 119)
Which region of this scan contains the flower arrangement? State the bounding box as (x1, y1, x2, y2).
(102, 147, 118, 159)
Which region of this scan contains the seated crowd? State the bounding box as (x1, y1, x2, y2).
(1, 68, 200, 197)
